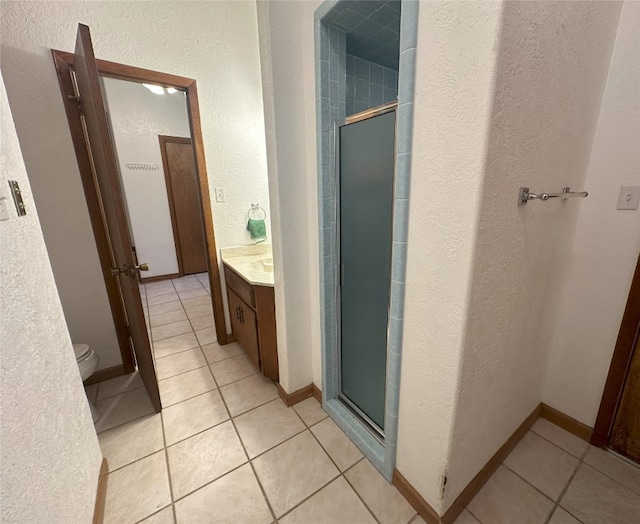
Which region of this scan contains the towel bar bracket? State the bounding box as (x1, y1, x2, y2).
(518, 186, 588, 206)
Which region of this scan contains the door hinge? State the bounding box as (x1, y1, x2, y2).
(68, 94, 83, 115)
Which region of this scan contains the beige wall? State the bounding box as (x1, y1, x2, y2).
(543, 1, 640, 427)
(396, 1, 504, 512)
(1, 71, 102, 524)
(256, 0, 321, 392)
(1, 1, 271, 369)
(444, 0, 621, 509)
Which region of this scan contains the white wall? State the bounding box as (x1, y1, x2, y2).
(543, 1, 640, 427)
(444, 0, 622, 510)
(102, 77, 190, 279)
(1, 1, 271, 369)
(256, 0, 321, 392)
(396, 1, 504, 513)
(1, 72, 102, 524)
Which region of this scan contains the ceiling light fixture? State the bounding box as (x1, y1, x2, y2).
(142, 83, 179, 95)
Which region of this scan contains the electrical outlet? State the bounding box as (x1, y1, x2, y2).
(617, 185, 640, 210)
(215, 188, 226, 203)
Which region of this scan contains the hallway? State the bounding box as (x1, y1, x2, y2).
(85, 272, 640, 524)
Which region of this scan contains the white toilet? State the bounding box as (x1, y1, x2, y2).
(74, 343, 101, 423)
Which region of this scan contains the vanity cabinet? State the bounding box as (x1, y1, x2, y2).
(223, 264, 278, 381)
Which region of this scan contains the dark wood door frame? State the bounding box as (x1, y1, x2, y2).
(592, 252, 640, 447)
(51, 50, 230, 366)
(158, 135, 203, 277)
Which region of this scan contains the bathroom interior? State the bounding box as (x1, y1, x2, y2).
(2, 0, 639, 523)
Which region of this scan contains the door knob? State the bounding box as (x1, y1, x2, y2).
(110, 263, 149, 277)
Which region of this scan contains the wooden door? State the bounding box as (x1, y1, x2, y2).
(74, 24, 161, 411)
(159, 136, 208, 275)
(610, 331, 640, 463)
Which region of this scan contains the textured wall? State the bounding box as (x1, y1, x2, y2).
(1, 1, 271, 368)
(396, 1, 504, 513)
(256, 0, 321, 392)
(445, 0, 621, 509)
(103, 77, 191, 278)
(543, 1, 640, 427)
(1, 72, 102, 524)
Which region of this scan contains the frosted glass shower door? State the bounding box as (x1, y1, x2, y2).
(338, 109, 396, 433)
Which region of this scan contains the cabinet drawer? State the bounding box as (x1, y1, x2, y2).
(224, 265, 255, 309)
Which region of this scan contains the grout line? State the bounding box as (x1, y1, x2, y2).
(543, 449, 587, 524)
(529, 426, 589, 460)
(159, 409, 178, 522)
(203, 352, 279, 523)
(501, 462, 557, 505)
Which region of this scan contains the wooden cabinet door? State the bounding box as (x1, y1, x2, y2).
(228, 290, 260, 370)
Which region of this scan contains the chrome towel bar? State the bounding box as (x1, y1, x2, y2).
(518, 186, 588, 206)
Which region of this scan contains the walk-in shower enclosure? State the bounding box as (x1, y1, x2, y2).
(315, 0, 418, 480)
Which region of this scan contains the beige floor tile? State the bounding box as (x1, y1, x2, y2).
(311, 417, 363, 471)
(293, 397, 327, 427)
(280, 476, 375, 524)
(162, 389, 229, 445)
(560, 463, 640, 523)
(152, 320, 193, 342)
(235, 399, 305, 458)
(453, 510, 481, 523)
(139, 506, 175, 523)
(97, 371, 143, 400)
(153, 333, 199, 359)
(155, 348, 206, 381)
(189, 314, 214, 332)
(147, 292, 180, 307)
(411, 516, 427, 524)
(148, 301, 184, 317)
(467, 465, 554, 524)
(185, 304, 213, 319)
(146, 283, 177, 298)
(178, 288, 208, 300)
(548, 507, 581, 524)
(504, 431, 580, 500)
(195, 327, 217, 346)
(210, 354, 258, 386)
(253, 431, 339, 517)
(174, 464, 272, 524)
(85, 384, 98, 403)
(99, 414, 164, 471)
(167, 421, 247, 500)
(220, 373, 278, 417)
(173, 280, 204, 292)
(159, 367, 217, 407)
(531, 418, 590, 458)
(150, 309, 188, 328)
(181, 295, 212, 310)
(95, 388, 155, 433)
(202, 341, 243, 364)
(583, 446, 640, 496)
(345, 459, 416, 524)
(104, 451, 171, 524)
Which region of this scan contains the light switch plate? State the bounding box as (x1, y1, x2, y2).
(215, 187, 226, 203)
(617, 185, 640, 210)
(0, 197, 10, 221)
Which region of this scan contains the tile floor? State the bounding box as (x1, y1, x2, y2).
(85, 274, 640, 524)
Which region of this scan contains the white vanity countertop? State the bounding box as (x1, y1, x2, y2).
(220, 244, 274, 287)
